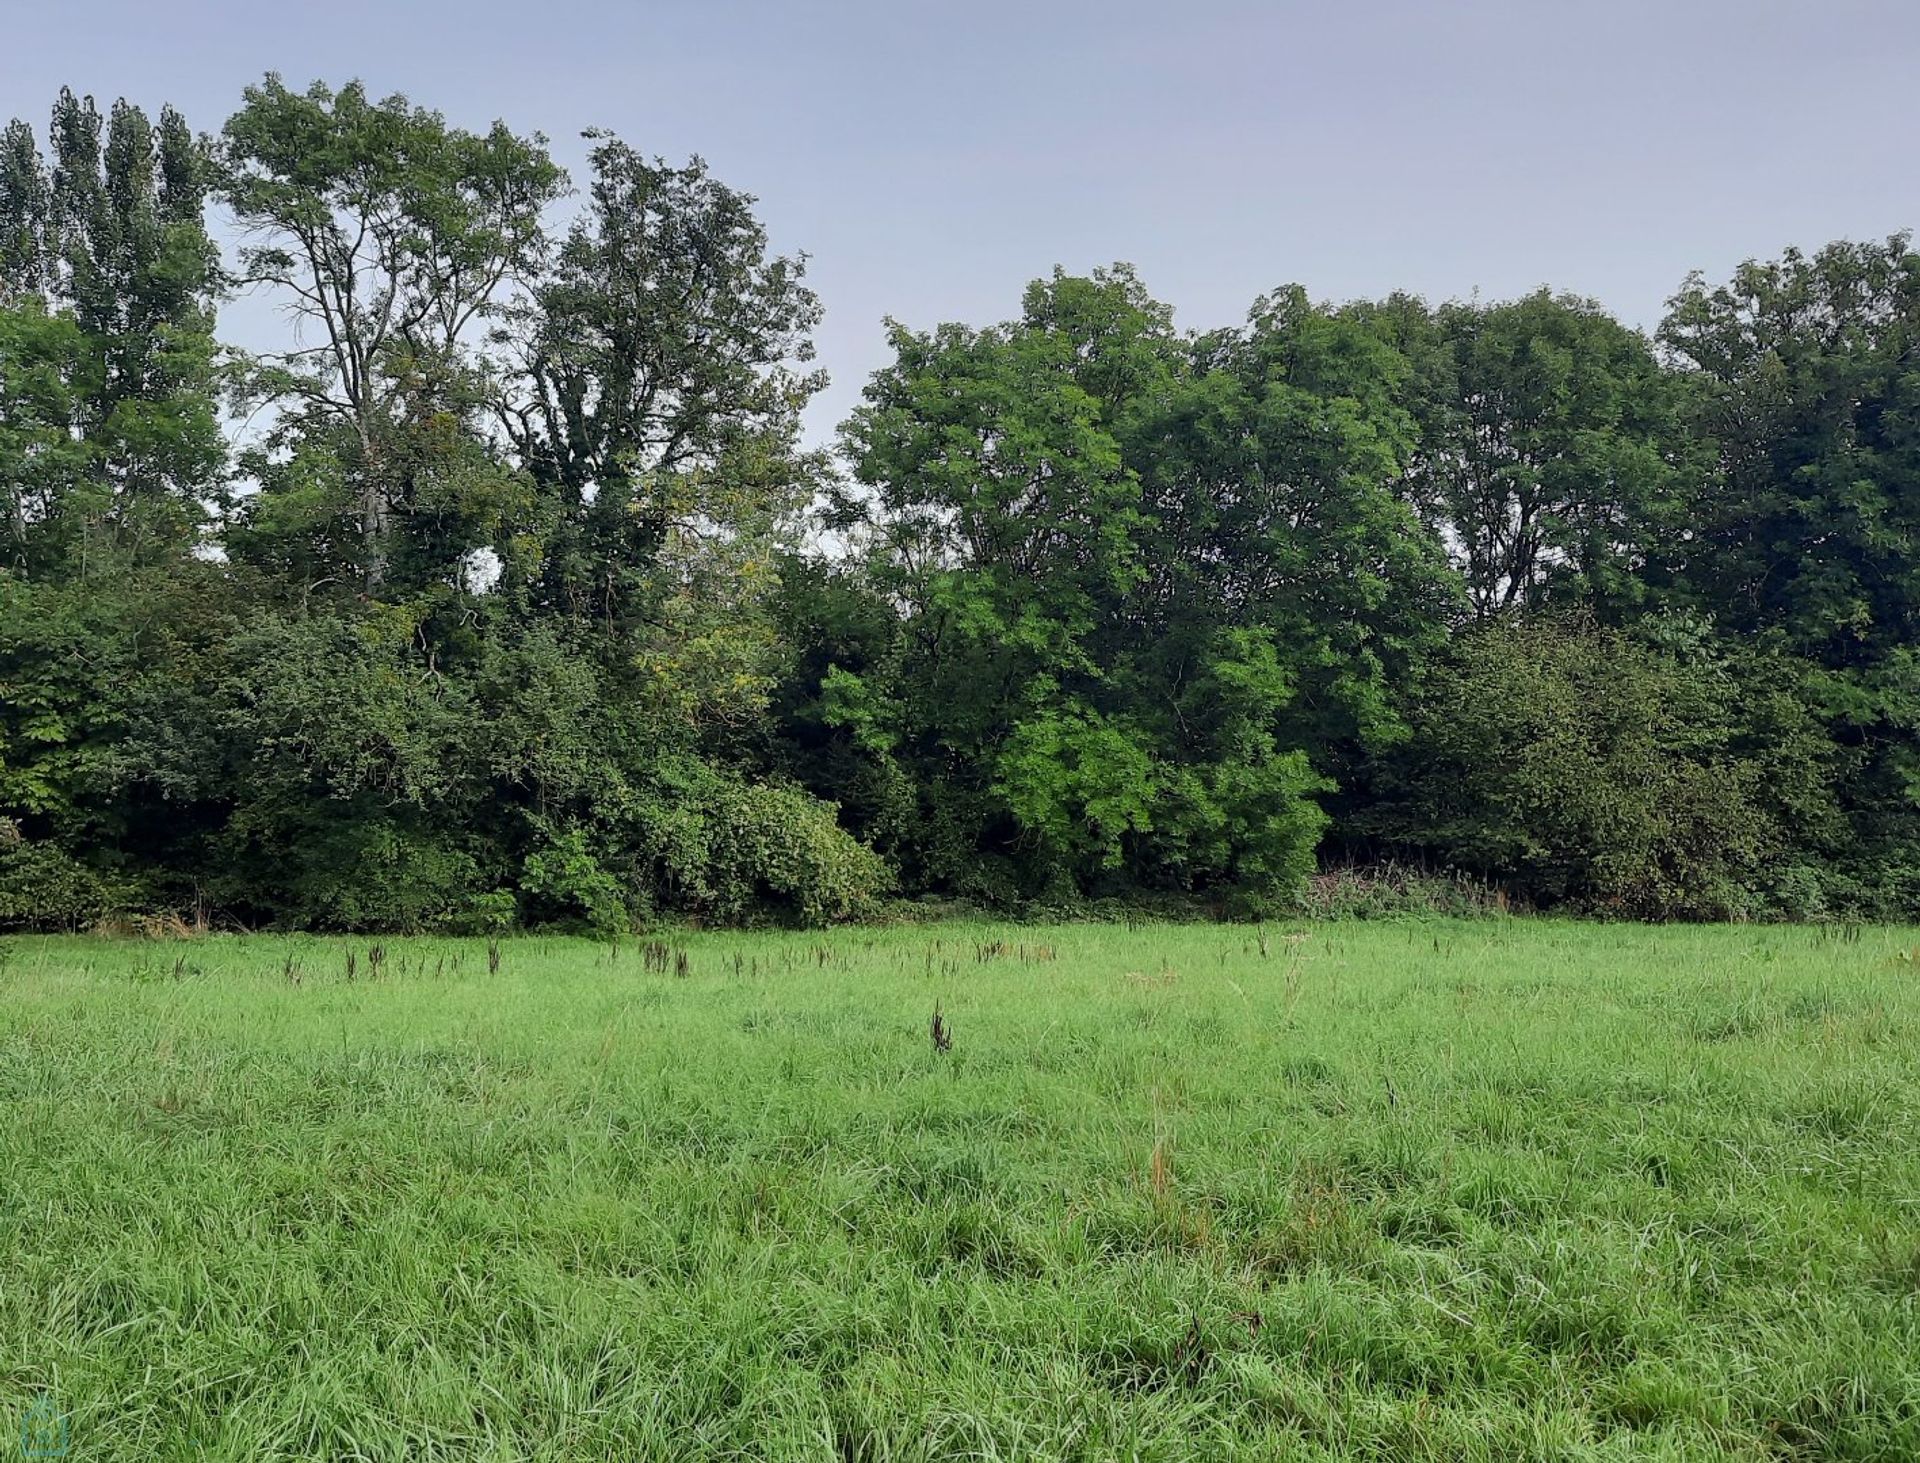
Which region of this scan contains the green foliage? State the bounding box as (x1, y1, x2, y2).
(1375, 615, 1837, 918)
(218, 76, 564, 597)
(0, 577, 106, 821)
(1655, 236, 1920, 913)
(636, 759, 888, 926)
(232, 816, 483, 932)
(501, 135, 825, 644)
(822, 269, 1420, 907)
(519, 825, 629, 936)
(0, 824, 125, 929)
(0, 89, 221, 578)
(1359, 289, 1687, 618)
(0, 301, 93, 571)
(5, 71, 1920, 927)
(995, 705, 1160, 872)
(1660, 236, 1920, 667)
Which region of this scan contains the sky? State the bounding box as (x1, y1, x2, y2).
(4, 0, 1916, 444)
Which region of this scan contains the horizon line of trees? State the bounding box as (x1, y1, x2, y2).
(4, 75, 1918, 931)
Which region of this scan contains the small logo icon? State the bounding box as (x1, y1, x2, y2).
(20, 1394, 69, 1458)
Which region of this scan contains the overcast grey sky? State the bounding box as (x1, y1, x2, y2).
(5, 0, 1915, 442)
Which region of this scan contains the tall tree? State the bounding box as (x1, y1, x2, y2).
(0, 89, 221, 574)
(494, 135, 825, 658)
(1659, 236, 1920, 668)
(817, 269, 1451, 902)
(828, 269, 1159, 896)
(219, 76, 565, 592)
(0, 88, 223, 924)
(0, 119, 49, 298)
(1657, 236, 1920, 900)
(1358, 289, 1684, 618)
(1139, 285, 1460, 758)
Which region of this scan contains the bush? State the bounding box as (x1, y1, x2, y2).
(636, 759, 889, 926)
(0, 825, 129, 931)
(520, 826, 630, 936)
(209, 813, 483, 931)
(1372, 615, 1829, 919)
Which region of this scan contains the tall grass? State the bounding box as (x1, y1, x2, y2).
(1, 921, 1916, 1459)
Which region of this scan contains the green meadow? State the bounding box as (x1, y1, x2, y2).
(2, 920, 1918, 1460)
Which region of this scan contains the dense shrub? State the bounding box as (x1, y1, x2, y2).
(216, 816, 485, 932)
(1372, 616, 1836, 919)
(0, 825, 129, 931)
(517, 825, 630, 936)
(634, 760, 889, 925)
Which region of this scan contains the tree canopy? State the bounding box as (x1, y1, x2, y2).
(2, 76, 1916, 930)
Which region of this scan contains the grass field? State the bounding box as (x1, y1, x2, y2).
(1, 921, 1918, 1461)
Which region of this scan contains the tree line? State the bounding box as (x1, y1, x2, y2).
(2, 77, 1915, 931)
